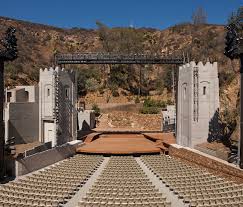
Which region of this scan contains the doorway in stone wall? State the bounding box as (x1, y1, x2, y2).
(43, 121, 54, 146)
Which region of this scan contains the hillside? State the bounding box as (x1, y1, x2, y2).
(0, 16, 240, 140)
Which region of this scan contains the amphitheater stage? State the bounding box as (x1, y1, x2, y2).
(76, 132, 175, 155)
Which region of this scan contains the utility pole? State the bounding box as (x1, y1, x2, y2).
(224, 21, 243, 167)
(0, 27, 18, 180)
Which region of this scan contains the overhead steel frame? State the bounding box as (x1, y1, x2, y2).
(54, 53, 184, 65)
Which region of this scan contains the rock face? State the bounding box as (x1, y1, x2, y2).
(96, 111, 162, 131)
(0, 17, 229, 87)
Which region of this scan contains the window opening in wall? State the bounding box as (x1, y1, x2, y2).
(65, 88, 69, 98)
(7, 92, 12, 102)
(184, 87, 186, 99)
(203, 86, 206, 95)
(24, 91, 29, 102)
(47, 88, 50, 96)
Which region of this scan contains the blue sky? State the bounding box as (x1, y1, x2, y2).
(0, 0, 242, 29)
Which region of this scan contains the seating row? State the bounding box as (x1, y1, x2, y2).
(0, 154, 103, 207)
(77, 156, 171, 207)
(141, 154, 243, 207)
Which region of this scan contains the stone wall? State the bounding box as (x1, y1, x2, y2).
(99, 103, 143, 113)
(169, 144, 243, 183)
(39, 67, 77, 146)
(78, 110, 96, 130)
(6, 86, 38, 103)
(5, 102, 39, 144)
(176, 61, 219, 147)
(15, 141, 83, 176)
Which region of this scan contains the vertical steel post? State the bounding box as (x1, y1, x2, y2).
(0, 60, 4, 179)
(239, 55, 243, 168)
(175, 65, 178, 137)
(172, 66, 175, 103)
(139, 67, 141, 97)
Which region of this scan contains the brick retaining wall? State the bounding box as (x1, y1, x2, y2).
(169, 144, 243, 183)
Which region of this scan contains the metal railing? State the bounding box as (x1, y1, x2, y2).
(55, 52, 184, 65)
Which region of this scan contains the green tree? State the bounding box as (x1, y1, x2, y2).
(96, 21, 144, 54)
(96, 21, 146, 94)
(163, 68, 172, 92)
(228, 7, 243, 25)
(85, 78, 100, 92)
(77, 67, 101, 96)
(96, 21, 112, 52)
(92, 104, 101, 117)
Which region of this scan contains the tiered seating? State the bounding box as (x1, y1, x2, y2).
(78, 156, 171, 207)
(0, 155, 103, 207)
(141, 154, 243, 207)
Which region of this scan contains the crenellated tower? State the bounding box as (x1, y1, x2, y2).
(176, 61, 219, 147)
(39, 67, 77, 147)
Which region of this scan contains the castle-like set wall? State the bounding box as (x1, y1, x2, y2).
(4, 86, 39, 144)
(39, 67, 77, 147)
(162, 105, 176, 125)
(5, 67, 77, 147)
(6, 86, 38, 103)
(78, 110, 96, 130)
(6, 103, 39, 144)
(176, 61, 219, 147)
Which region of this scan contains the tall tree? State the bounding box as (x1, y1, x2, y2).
(192, 7, 207, 25)
(96, 21, 112, 52)
(228, 6, 243, 36)
(230, 7, 243, 22)
(0, 27, 18, 180)
(96, 21, 145, 94)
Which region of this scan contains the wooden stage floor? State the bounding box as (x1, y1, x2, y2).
(76, 133, 175, 155)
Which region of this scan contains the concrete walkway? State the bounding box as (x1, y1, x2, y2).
(135, 157, 188, 207)
(64, 157, 110, 207)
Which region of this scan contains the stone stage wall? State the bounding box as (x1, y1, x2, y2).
(14, 140, 83, 177)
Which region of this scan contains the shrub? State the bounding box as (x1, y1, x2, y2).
(106, 94, 111, 103)
(77, 68, 101, 96)
(143, 98, 166, 108)
(155, 79, 164, 94)
(92, 104, 100, 117)
(219, 71, 235, 87)
(112, 90, 119, 97)
(121, 90, 128, 96)
(85, 78, 100, 92)
(140, 106, 159, 114)
(127, 96, 133, 102)
(139, 97, 165, 114)
(27, 67, 39, 82)
(5, 63, 24, 80)
(163, 69, 172, 92)
(166, 99, 173, 105)
(135, 96, 140, 104)
(98, 87, 105, 94)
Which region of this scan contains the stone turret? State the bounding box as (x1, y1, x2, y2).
(176, 61, 219, 147)
(39, 67, 77, 147)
